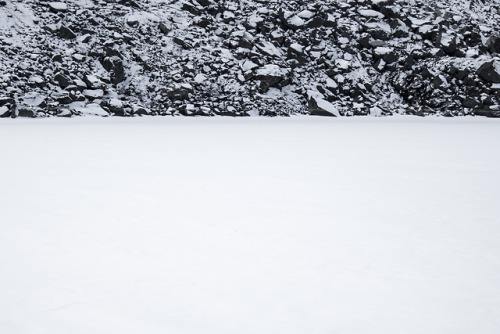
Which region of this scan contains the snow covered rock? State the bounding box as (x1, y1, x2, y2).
(308, 92, 340, 117)
(1, 0, 500, 117)
(255, 65, 290, 92)
(48, 2, 67, 13)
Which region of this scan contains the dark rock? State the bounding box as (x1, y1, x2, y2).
(463, 98, 480, 108)
(477, 61, 500, 83)
(101, 57, 125, 84)
(255, 65, 290, 92)
(194, 17, 211, 28)
(173, 37, 192, 49)
(105, 47, 123, 59)
(120, 0, 140, 8)
(183, 1, 204, 14)
(474, 108, 500, 117)
(54, 73, 72, 88)
(287, 43, 307, 65)
(358, 34, 372, 48)
(279, 9, 306, 30)
(132, 105, 150, 115)
(127, 17, 139, 27)
(306, 15, 326, 28)
(167, 89, 190, 100)
(433, 75, 445, 89)
(17, 106, 38, 118)
(111, 59, 125, 84)
(439, 34, 457, 55)
(159, 22, 171, 34)
(0, 105, 11, 118)
(57, 94, 73, 105)
(58, 26, 77, 40)
(103, 99, 127, 116)
(455, 69, 469, 81)
(308, 96, 339, 117)
(487, 34, 500, 54)
(365, 22, 392, 41)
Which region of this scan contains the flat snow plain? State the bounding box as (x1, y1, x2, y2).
(1, 117, 499, 334)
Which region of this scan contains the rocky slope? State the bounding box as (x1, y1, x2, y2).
(1, 0, 500, 117)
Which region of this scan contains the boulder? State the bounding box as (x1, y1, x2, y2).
(54, 73, 72, 88)
(255, 65, 290, 92)
(48, 2, 68, 13)
(58, 26, 76, 40)
(487, 34, 500, 54)
(308, 93, 340, 117)
(159, 22, 171, 34)
(477, 61, 500, 83)
(474, 108, 500, 118)
(0, 105, 11, 118)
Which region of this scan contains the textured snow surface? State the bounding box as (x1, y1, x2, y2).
(1, 118, 500, 333)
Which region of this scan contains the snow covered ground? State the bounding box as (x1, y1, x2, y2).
(1, 117, 500, 333)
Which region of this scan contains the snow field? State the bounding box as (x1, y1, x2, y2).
(1, 117, 500, 333)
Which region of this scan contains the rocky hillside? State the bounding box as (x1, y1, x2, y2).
(1, 0, 500, 117)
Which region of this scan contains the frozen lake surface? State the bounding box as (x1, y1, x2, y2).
(1, 117, 500, 333)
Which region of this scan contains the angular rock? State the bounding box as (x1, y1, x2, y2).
(48, 2, 68, 13)
(477, 61, 500, 83)
(54, 73, 72, 88)
(0, 105, 11, 118)
(255, 65, 290, 92)
(58, 26, 76, 40)
(308, 95, 340, 117)
(487, 34, 500, 54)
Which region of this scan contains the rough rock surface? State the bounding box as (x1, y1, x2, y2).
(1, 0, 500, 117)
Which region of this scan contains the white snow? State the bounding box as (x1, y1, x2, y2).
(441, 33, 454, 47)
(358, 9, 384, 18)
(409, 16, 432, 27)
(240, 59, 258, 72)
(374, 46, 394, 55)
(256, 64, 287, 77)
(48, 2, 68, 12)
(326, 77, 338, 89)
(297, 10, 315, 20)
(68, 102, 108, 116)
(108, 99, 123, 108)
(256, 40, 283, 57)
(193, 73, 207, 84)
(1, 118, 500, 334)
(314, 98, 341, 116)
(365, 21, 392, 34)
(370, 106, 383, 116)
(82, 89, 104, 99)
(84, 75, 103, 88)
(288, 15, 305, 27)
(336, 59, 350, 70)
(223, 11, 235, 19)
(289, 43, 304, 53)
(21, 92, 45, 106)
(494, 60, 500, 75)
